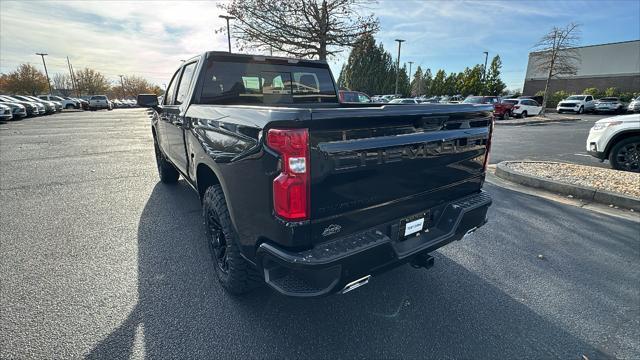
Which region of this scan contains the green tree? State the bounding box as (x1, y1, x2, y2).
(444, 72, 458, 95)
(340, 34, 401, 95)
(485, 55, 506, 95)
(0, 64, 49, 95)
(422, 68, 432, 96)
(336, 64, 347, 89)
(397, 63, 410, 96)
(410, 66, 425, 96)
(459, 65, 483, 96)
(430, 69, 446, 96)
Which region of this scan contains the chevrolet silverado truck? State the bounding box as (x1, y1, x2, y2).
(137, 52, 493, 297)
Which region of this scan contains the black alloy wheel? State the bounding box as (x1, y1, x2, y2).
(610, 137, 640, 172)
(206, 208, 229, 273)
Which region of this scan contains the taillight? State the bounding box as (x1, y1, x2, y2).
(514, 105, 520, 109)
(483, 117, 494, 171)
(266, 128, 310, 221)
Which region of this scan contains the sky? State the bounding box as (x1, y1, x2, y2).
(1, 0, 639, 91)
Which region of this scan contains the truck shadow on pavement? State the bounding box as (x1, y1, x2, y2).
(87, 181, 608, 359)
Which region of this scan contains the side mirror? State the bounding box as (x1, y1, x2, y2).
(137, 94, 159, 108)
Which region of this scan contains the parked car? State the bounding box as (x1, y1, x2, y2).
(338, 90, 371, 103)
(388, 98, 422, 104)
(13, 95, 56, 114)
(137, 51, 493, 297)
(89, 95, 112, 110)
(0, 103, 13, 121)
(39, 95, 80, 109)
(502, 98, 542, 118)
(518, 95, 544, 105)
(594, 97, 626, 114)
(448, 95, 465, 103)
(463, 96, 514, 119)
(0, 97, 27, 118)
(556, 95, 595, 114)
(72, 97, 89, 110)
(587, 113, 640, 172)
(3, 95, 44, 115)
(628, 96, 640, 112)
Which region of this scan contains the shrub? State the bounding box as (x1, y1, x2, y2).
(547, 90, 569, 107)
(604, 87, 619, 97)
(620, 92, 635, 103)
(582, 87, 601, 98)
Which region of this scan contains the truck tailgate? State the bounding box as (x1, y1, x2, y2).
(307, 104, 492, 243)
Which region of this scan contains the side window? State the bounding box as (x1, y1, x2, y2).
(164, 68, 181, 105)
(586, 96, 593, 102)
(175, 62, 198, 105)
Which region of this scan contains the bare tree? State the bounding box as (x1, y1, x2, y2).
(52, 73, 74, 96)
(532, 22, 581, 114)
(218, 0, 379, 60)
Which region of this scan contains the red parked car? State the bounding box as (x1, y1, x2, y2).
(462, 96, 514, 119)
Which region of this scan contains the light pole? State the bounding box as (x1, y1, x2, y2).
(482, 51, 489, 94)
(118, 75, 125, 98)
(394, 39, 405, 96)
(219, 15, 235, 53)
(408, 61, 414, 94)
(36, 53, 52, 95)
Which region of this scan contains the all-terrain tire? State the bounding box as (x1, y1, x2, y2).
(202, 185, 261, 295)
(154, 139, 179, 183)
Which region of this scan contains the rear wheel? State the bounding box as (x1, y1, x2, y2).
(609, 136, 640, 172)
(154, 138, 179, 183)
(521, 111, 528, 118)
(203, 185, 260, 295)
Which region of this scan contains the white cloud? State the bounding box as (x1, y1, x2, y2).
(1, 1, 231, 85)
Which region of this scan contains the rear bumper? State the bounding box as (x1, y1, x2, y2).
(257, 190, 491, 297)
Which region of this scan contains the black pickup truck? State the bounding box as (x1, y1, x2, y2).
(138, 52, 493, 297)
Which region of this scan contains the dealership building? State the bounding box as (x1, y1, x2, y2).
(522, 40, 640, 95)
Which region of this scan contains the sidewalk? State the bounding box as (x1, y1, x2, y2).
(496, 113, 581, 126)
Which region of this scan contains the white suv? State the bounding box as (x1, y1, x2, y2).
(89, 95, 112, 111)
(38, 95, 79, 109)
(587, 113, 640, 172)
(557, 95, 595, 114)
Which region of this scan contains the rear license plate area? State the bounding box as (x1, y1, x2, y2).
(398, 211, 431, 241)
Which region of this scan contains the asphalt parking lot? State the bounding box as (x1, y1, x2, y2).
(491, 113, 612, 167)
(1, 109, 639, 359)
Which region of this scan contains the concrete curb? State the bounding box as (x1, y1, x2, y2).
(495, 117, 581, 126)
(495, 161, 640, 211)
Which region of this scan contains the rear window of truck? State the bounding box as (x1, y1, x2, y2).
(199, 59, 338, 105)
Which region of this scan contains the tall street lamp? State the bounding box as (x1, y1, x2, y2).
(219, 15, 235, 53)
(36, 53, 52, 95)
(118, 75, 125, 98)
(482, 51, 489, 94)
(394, 39, 405, 96)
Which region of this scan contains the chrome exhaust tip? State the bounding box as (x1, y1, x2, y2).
(463, 227, 478, 238)
(340, 275, 371, 294)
